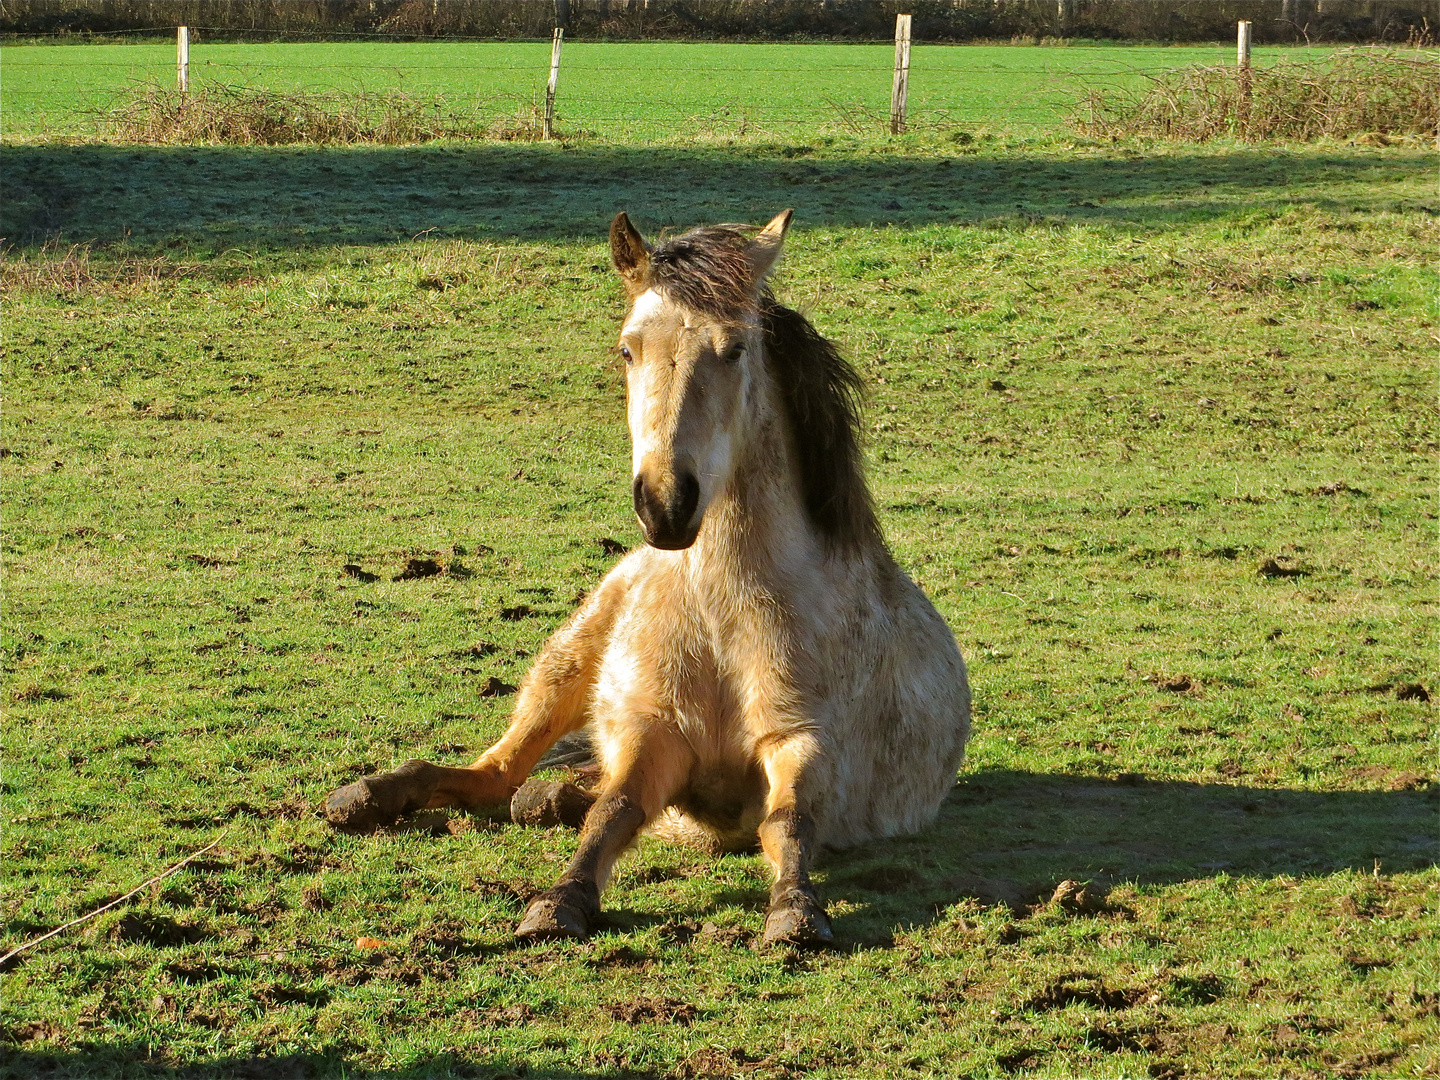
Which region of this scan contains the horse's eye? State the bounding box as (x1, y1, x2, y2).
(620, 345, 633, 364)
(724, 342, 745, 363)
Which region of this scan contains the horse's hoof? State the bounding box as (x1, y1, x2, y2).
(515, 884, 598, 942)
(324, 759, 437, 833)
(761, 890, 834, 949)
(510, 780, 596, 829)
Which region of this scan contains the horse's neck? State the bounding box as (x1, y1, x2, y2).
(692, 390, 814, 575)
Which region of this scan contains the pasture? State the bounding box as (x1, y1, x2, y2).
(2, 40, 1437, 1080)
(3, 39, 1300, 141)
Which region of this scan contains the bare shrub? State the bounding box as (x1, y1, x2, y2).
(1072, 48, 1438, 142)
(100, 83, 499, 146)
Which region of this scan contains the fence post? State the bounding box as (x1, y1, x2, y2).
(890, 13, 912, 135)
(177, 25, 189, 96)
(1236, 20, 1252, 129)
(543, 27, 564, 139)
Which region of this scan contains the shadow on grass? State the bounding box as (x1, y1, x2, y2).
(809, 768, 1438, 946)
(0, 1047, 571, 1080)
(3, 142, 1432, 252)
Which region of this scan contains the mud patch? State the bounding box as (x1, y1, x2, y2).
(1258, 557, 1308, 578)
(1027, 973, 1145, 1012)
(342, 563, 378, 583)
(943, 875, 1046, 915)
(1314, 481, 1368, 496)
(394, 557, 442, 581)
(111, 912, 212, 947)
(1154, 674, 1193, 693)
(184, 553, 232, 568)
(603, 996, 698, 1025)
(1395, 683, 1430, 702)
(478, 675, 517, 698)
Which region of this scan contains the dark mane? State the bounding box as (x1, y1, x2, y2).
(760, 299, 882, 554)
(643, 226, 882, 554)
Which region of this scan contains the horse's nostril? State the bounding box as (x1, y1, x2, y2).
(676, 473, 700, 524)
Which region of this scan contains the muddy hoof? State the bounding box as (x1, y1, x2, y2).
(761, 889, 834, 949)
(510, 780, 596, 829)
(515, 883, 598, 942)
(324, 759, 439, 833)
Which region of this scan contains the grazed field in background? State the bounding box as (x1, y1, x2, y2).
(2, 40, 1310, 140)
(2, 113, 1437, 1079)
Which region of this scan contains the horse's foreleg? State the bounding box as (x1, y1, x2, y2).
(756, 735, 833, 949)
(324, 576, 627, 833)
(515, 723, 693, 941)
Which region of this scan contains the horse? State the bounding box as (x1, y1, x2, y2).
(324, 210, 971, 947)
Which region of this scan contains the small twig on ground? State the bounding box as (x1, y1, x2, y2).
(0, 831, 228, 970)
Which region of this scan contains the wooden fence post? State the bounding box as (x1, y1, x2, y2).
(890, 13, 912, 135)
(543, 27, 564, 139)
(1236, 20, 1252, 128)
(177, 25, 189, 96)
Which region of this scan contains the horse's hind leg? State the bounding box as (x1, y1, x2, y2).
(325, 576, 626, 833)
(757, 735, 834, 949)
(515, 723, 693, 941)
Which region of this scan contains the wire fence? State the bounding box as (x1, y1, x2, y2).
(1, 27, 1338, 141)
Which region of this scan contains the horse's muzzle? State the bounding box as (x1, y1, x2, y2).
(633, 471, 701, 550)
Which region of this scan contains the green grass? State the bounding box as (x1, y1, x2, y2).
(2, 109, 1437, 1078)
(2, 40, 1321, 141)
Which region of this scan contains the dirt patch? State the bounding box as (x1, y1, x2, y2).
(342, 563, 378, 583)
(1349, 764, 1432, 790)
(587, 943, 653, 969)
(1048, 879, 1130, 917)
(499, 604, 533, 620)
(679, 1047, 767, 1079)
(184, 553, 232, 568)
(393, 557, 442, 581)
(166, 959, 225, 982)
(478, 676, 517, 698)
(1258, 557, 1308, 578)
(994, 1048, 1041, 1071)
(698, 921, 752, 948)
(943, 874, 1046, 914)
(1314, 481, 1368, 496)
(596, 537, 629, 556)
(603, 996, 698, 1025)
(453, 641, 498, 659)
(111, 912, 211, 947)
(1027, 973, 1145, 1012)
(1395, 683, 1430, 702)
(11, 685, 68, 703)
(1154, 674, 1193, 693)
(256, 980, 331, 1008)
(7, 1019, 66, 1043)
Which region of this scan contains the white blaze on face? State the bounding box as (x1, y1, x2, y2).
(623, 289, 668, 477)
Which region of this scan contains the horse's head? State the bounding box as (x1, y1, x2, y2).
(609, 210, 792, 550)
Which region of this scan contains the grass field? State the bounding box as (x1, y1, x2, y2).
(2, 41, 1438, 1080)
(2, 40, 1310, 141)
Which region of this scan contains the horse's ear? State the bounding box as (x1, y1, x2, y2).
(747, 208, 793, 284)
(610, 212, 650, 295)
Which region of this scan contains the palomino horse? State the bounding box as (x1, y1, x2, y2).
(326, 211, 971, 947)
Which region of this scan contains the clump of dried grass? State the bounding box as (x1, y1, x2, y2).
(1072, 48, 1438, 143)
(0, 240, 199, 296)
(101, 84, 539, 146)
